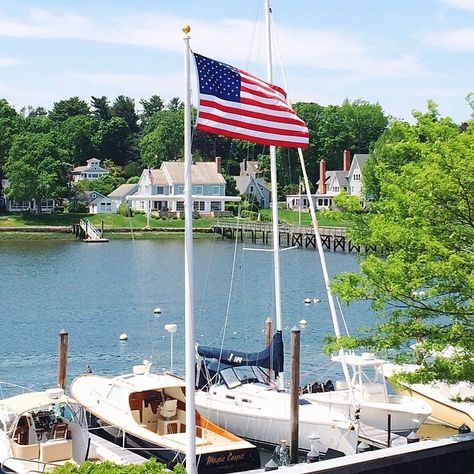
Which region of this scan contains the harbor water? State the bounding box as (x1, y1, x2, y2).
(0, 238, 370, 389)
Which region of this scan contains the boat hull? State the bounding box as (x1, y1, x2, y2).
(88, 413, 260, 473)
(195, 391, 357, 456)
(303, 393, 430, 435)
(390, 382, 474, 431)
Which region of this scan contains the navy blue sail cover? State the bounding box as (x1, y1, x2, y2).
(197, 331, 284, 374)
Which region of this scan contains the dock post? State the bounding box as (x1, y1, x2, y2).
(290, 325, 300, 464)
(265, 317, 273, 383)
(387, 414, 392, 447)
(58, 329, 69, 389)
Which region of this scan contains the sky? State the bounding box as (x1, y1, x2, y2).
(0, 0, 473, 123)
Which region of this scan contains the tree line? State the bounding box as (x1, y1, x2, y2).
(0, 95, 388, 208)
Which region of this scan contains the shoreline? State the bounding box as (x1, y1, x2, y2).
(0, 226, 215, 240)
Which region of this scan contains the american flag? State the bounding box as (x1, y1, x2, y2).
(193, 53, 309, 149)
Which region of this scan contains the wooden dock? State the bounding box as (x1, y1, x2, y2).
(212, 219, 376, 253)
(358, 422, 407, 449)
(89, 433, 145, 464)
(72, 219, 109, 243)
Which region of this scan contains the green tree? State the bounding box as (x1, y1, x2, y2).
(93, 117, 131, 165)
(91, 95, 112, 121)
(56, 115, 98, 166)
(330, 107, 474, 383)
(140, 109, 183, 167)
(0, 99, 21, 169)
(5, 132, 68, 212)
(140, 95, 164, 126)
(49, 97, 90, 123)
(112, 95, 139, 133)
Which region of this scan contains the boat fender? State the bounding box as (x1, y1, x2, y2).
(458, 423, 471, 434)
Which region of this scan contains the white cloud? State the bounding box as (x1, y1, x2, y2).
(424, 27, 474, 51)
(440, 0, 474, 11)
(0, 57, 24, 67)
(0, 6, 426, 80)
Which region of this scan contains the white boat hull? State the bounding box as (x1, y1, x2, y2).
(195, 384, 358, 456)
(304, 391, 430, 435)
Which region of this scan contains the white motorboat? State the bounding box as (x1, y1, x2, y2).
(0, 385, 89, 473)
(70, 361, 260, 473)
(383, 363, 474, 430)
(302, 353, 431, 435)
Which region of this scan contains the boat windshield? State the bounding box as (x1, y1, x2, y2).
(221, 366, 268, 389)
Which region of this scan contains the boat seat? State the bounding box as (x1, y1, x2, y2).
(51, 423, 69, 440)
(14, 425, 29, 445)
(40, 439, 73, 463)
(11, 441, 40, 460)
(159, 399, 177, 419)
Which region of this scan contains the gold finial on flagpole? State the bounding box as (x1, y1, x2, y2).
(182, 24, 191, 34)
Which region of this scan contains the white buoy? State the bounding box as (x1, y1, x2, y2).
(314, 298, 321, 303)
(300, 319, 307, 326)
(119, 333, 128, 341)
(304, 298, 311, 304)
(154, 307, 162, 315)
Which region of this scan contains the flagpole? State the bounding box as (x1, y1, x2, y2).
(265, 0, 284, 391)
(183, 24, 197, 474)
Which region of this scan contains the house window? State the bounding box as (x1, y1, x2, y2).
(250, 185, 254, 193)
(212, 186, 220, 195)
(354, 173, 361, 181)
(211, 201, 221, 211)
(195, 186, 204, 195)
(156, 186, 164, 194)
(177, 185, 184, 194)
(176, 201, 184, 211)
(333, 186, 339, 192)
(194, 201, 205, 211)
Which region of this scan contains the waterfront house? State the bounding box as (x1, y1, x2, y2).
(0, 179, 57, 212)
(108, 183, 139, 210)
(235, 160, 271, 209)
(73, 190, 117, 214)
(71, 158, 109, 183)
(129, 157, 239, 215)
(286, 150, 369, 210)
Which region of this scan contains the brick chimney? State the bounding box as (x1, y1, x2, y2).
(319, 159, 327, 194)
(215, 156, 222, 174)
(343, 149, 351, 172)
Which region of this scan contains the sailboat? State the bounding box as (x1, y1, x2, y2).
(192, 0, 359, 457)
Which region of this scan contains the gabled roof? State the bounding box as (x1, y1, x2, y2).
(149, 169, 168, 185)
(234, 176, 270, 197)
(161, 161, 225, 185)
(108, 183, 139, 198)
(348, 154, 369, 175)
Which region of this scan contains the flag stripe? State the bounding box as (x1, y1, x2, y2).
(199, 98, 306, 127)
(194, 52, 309, 149)
(197, 122, 308, 148)
(198, 110, 310, 138)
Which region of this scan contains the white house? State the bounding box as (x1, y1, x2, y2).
(286, 150, 369, 210)
(72, 158, 109, 182)
(235, 159, 271, 209)
(108, 183, 139, 210)
(129, 157, 239, 215)
(0, 179, 57, 212)
(83, 190, 117, 214)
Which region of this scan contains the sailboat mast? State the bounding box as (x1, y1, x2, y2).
(183, 25, 197, 474)
(265, 0, 284, 391)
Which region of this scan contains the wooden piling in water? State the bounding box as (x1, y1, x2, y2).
(58, 329, 69, 389)
(290, 325, 301, 464)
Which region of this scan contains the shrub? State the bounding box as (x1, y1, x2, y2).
(118, 203, 133, 217)
(52, 458, 185, 474)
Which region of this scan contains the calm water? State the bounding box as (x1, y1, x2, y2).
(0, 237, 372, 390)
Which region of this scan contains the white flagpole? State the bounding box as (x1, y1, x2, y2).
(183, 24, 197, 474)
(265, 0, 285, 392)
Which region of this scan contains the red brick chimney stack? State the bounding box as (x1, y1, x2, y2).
(215, 156, 222, 173)
(319, 159, 327, 194)
(343, 149, 351, 172)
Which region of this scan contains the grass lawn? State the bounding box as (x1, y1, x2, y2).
(0, 209, 350, 229)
